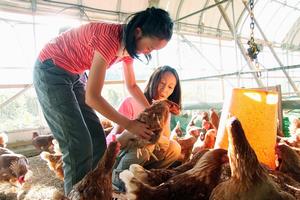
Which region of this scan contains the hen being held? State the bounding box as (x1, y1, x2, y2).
(117, 100, 180, 159)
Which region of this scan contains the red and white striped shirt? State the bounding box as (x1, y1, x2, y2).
(38, 22, 133, 74)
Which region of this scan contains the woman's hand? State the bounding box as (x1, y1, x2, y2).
(125, 119, 153, 140)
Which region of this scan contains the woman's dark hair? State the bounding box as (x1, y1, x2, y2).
(123, 7, 173, 61)
(144, 65, 181, 108)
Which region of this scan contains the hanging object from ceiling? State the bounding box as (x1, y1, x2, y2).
(247, 0, 261, 77)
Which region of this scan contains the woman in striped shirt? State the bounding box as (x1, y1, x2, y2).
(33, 7, 173, 194)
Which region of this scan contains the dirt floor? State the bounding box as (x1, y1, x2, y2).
(0, 155, 127, 200)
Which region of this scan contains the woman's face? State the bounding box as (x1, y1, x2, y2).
(155, 71, 177, 100)
(135, 28, 168, 55)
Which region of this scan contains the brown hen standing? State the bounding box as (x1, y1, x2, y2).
(66, 140, 120, 200)
(170, 121, 184, 140)
(276, 143, 300, 182)
(40, 151, 64, 180)
(126, 149, 210, 186)
(192, 129, 217, 155)
(120, 148, 228, 200)
(32, 132, 55, 153)
(0, 152, 30, 186)
(209, 108, 220, 130)
(40, 138, 64, 180)
(209, 117, 295, 200)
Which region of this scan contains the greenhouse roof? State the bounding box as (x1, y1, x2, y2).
(0, 0, 300, 49)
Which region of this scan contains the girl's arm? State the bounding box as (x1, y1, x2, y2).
(85, 51, 152, 139)
(122, 61, 151, 108)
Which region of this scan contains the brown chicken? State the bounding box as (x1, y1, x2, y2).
(176, 135, 197, 163)
(170, 121, 184, 140)
(66, 140, 120, 200)
(117, 100, 180, 158)
(276, 143, 300, 182)
(277, 133, 300, 149)
(201, 111, 209, 121)
(186, 113, 202, 135)
(176, 115, 203, 163)
(100, 118, 114, 136)
(0, 152, 30, 186)
(122, 149, 210, 187)
(120, 148, 228, 200)
(40, 151, 64, 180)
(209, 108, 220, 130)
(32, 132, 55, 153)
(40, 138, 64, 180)
(209, 117, 295, 200)
(0, 132, 8, 148)
(192, 129, 216, 154)
(267, 169, 300, 199)
(0, 147, 14, 155)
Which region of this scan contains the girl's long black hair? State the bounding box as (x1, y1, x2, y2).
(123, 7, 173, 62)
(144, 65, 181, 108)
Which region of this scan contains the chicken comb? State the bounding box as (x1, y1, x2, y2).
(111, 134, 117, 142)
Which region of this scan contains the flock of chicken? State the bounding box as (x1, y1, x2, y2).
(119, 116, 300, 200)
(1, 100, 300, 200)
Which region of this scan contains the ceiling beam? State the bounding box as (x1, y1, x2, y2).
(174, 0, 229, 22)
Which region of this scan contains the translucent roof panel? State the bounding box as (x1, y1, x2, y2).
(238, 0, 300, 48)
(0, 0, 300, 96)
(1, 0, 300, 48)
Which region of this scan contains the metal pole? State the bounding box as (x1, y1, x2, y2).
(181, 64, 300, 82)
(0, 85, 33, 110)
(174, 0, 229, 22)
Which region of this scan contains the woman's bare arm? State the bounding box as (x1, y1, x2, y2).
(85, 51, 151, 140)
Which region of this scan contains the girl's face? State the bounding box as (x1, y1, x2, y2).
(155, 71, 177, 100)
(135, 28, 168, 55)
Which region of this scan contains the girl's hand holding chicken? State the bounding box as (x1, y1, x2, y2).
(125, 119, 153, 141)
